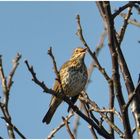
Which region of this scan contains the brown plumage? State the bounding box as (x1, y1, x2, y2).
(42, 47, 88, 124)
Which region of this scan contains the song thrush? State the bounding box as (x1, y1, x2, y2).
(42, 47, 88, 124)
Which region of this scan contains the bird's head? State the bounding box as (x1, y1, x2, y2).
(70, 47, 87, 62)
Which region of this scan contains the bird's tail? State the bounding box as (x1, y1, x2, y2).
(42, 97, 61, 124)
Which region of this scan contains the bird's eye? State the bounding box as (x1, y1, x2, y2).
(75, 49, 79, 53)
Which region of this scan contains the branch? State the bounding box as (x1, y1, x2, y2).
(82, 92, 110, 139)
(1, 116, 26, 139)
(80, 30, 107, 139)
(120, 12, 140, 27)
(73, 102, 83, 138)
(47, 113, 73, 139)
(13, 125, 26, 139)
(132, 127, 136, 136)
(47, 47, 60, 82)
(47, 47, 65, 96)
(108, 78, 115, 138)
(118, 7, 133, 45)
(79, 92, 124, 138)
(0, 55, 7, 98)
(7, 53, 21, 92)
(112, 3, 140, 137)
(62, 116, 75, 139)
(124, 79, 140, 111)
(112, 2, 135, 18)
(96, 2, 132, 138)
(0, 53, 22, 139)
(82, 102, 98, 139)
(76, 14, 116, 138)
(89, 107, 122, 122)
(134, 4, 140, 14)
(86, 29, 107, 86)
(76, 14, 111, 83)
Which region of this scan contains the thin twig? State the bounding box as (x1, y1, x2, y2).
(0, 116, 26, 139)
(89, 107, 122, 122)
(76, 14, 111, 83)
(7, 53, 21, 92)
(47, 47, 65, 97)
(73, 102, 83, 138)
(118, 7, 133, 45)
(89, 107, 114, 113)
(79, 92, 124, 138)
(108, 78, 115, 138)
(132, 127, 136, 136)
(62, 116, 75, 139)
(47, 113, 74, 139)
(120, 13, 140, 27)
(134, 4, 140, 14)
(0, 53, 22, 139)
(82, 102, 98, 139)
(47, 47, 60, 82)
(124, 81, 140, 112)
(0, 55, 7, 99)
(86, 29, 107, 86)
(112, 2, 135, 18)
(13, 125, 26, 139)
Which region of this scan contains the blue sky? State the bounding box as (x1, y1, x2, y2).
(0, 1, 140, 138)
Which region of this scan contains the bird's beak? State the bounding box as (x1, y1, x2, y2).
(81, 48, 87, 53)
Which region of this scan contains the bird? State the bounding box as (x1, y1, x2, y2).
(42, 47, 88, 124)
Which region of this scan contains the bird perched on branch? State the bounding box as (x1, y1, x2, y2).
(42, 47, 88, 124)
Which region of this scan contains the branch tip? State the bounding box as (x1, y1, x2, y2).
(48, 47, 52, 55)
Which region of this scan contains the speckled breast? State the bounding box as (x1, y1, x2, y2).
(60, 65, 87, 97)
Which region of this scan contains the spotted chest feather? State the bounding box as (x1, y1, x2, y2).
(60, 62, 88, 97)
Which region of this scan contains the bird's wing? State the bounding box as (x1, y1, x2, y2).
(49, 60, 70, 106)
(49, 80, 60, 106)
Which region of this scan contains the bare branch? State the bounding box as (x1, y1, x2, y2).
(120, 12, 140, 27)
(132, 127, 136, 136)
(76, 14, 117, 138)
(86, 29, 107, 86)
(47, 47, 65, 96)
(76, 14, 111, 83)
(82, 103, 98, 139)
(113, 3, 140, 137)
(62, 116, 75, 139)
(78, 29, 106, 139)
(118, 7, 133, 45)
(124, 80, 140, 111)
(47, 47, 60, 82)
(7, 53, 21, 92)
(1, 116, 26, 139)
(47, 113, 73, 139)
(79, 92, 124, 138)
(97, 2, 132, 138)
(13, 125, 26, 139)
(108, 79, 115, 137)
(112, 2, 135, 18)
(0, 55, 8, 96)
(134, 4, 140, 14)
(73, 102, 83, 138)
(0, 53, 24, 139)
